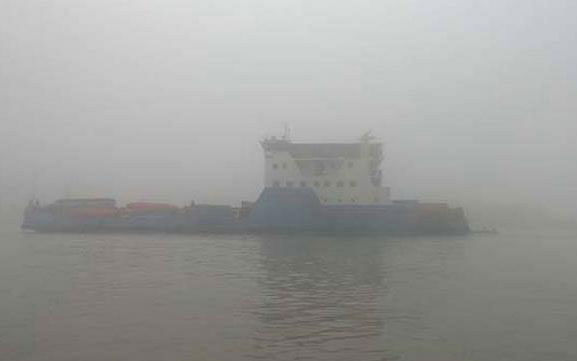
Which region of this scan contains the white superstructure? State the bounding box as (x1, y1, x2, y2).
(261, 132, 391, 205)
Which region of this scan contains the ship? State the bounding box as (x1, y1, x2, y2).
(22, 132, 469, 235)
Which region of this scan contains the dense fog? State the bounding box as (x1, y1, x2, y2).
(1, 0, 575, 226)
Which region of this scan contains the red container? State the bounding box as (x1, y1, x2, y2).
(67, 207, 118, 218)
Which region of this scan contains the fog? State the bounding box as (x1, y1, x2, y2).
(1, 0, 576, 225)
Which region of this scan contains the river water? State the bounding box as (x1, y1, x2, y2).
(1, 222, 576, 361)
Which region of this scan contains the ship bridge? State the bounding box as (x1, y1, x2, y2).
(261, 134, 390, 205)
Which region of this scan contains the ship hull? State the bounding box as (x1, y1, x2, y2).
(22, 188, 469, 236)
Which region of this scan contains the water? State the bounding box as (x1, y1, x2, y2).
(1, 222, 576, 361)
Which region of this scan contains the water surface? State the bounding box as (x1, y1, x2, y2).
(1, 222, 576, 361)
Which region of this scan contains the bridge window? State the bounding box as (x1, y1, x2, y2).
(348, 161, 354, 168)
(324, 181, 331, 187)
(336, 181, 344, 187)
(286, 181, 294, 187)
(313, 181, 320, 187)
(273, 163, 278, 169)
(300, 181, 307, 187)
(273, 181, 280, 187)
(350, 181, 357, 187)
(282, 163, 287, 169)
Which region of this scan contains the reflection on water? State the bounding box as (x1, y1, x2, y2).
(251, 236, 387, 360)
(1, 225, 577, 361)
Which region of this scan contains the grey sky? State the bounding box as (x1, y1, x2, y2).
(1, 0, 576, 219)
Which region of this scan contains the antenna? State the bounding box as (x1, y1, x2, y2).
(360, 130, 375, 142)
(283, 123, 291, 141)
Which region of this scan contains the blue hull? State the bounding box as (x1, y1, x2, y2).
(22, 188, 469, 235)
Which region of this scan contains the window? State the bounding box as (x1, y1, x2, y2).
(286, 181, 294, 187)
(300, 181, 307, 187)
(282, 163, 287, 169)
(273, 163, 278, 170)
(336, 181, 344, 187)
(324, 181, 331, 187)
(350, 181, 357, 187)
(273, 181, 280, 187)
(313, 181, 320, 187)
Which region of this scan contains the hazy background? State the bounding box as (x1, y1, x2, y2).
(1, 0, 576, 226)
